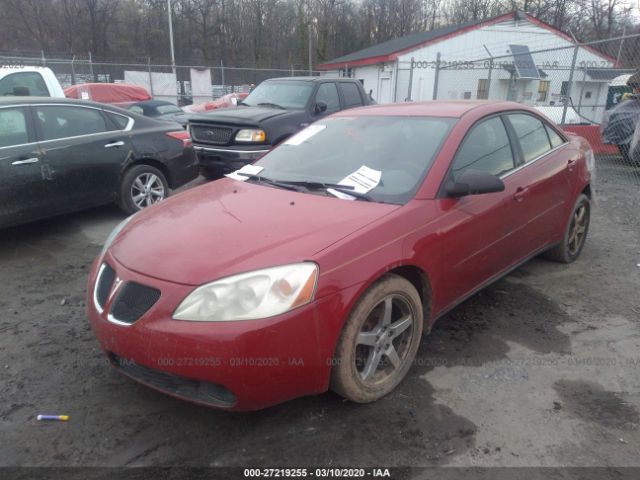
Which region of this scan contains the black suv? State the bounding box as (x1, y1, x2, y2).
(189, 77, 374, 179)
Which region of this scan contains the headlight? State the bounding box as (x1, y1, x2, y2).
(100, 215, 135, 257)
(235, 129, 266, 143)
(173, 263, 318, 321)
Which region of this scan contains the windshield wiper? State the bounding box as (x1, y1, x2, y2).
(257, 102, 285, 109)
(236, 173, 302, 191)
(270, 180, 373, 201)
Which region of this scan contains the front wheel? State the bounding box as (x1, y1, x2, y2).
(330, 274, 423, 403)
(118, 165, 169, 214)
(544, 193, 590, 263)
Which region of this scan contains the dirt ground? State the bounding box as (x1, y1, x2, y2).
(1, 167, 639, 472)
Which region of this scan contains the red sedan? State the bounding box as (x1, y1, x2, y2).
(88, 101, 593, 410)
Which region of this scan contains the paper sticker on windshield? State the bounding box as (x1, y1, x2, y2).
(284, 124, 326, 146)
(226, 164, 264, 181)
(327, 165, 382, 200)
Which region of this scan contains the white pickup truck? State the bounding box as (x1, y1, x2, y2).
(0, 66, 65, 97)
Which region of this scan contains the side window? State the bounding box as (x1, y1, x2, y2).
(0, 72, 50, 97)
(0, 107, 29, 147)
(451, 116, 515, 178)
(339, 82, 364, 108)
(545, 124, 565, 148)
(107, 112, 131, 130)
(314, 83, 340, 113)
(34, 106, 108, 141)
(508, 113, 552, 162)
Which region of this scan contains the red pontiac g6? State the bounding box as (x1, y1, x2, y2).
(88, 101, 594, 410)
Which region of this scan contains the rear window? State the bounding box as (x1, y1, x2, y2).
(340, 83, 364, 107)
(157, 104, 182, 114)
(0, 107, 29, 147)
(0, 72, 50, 97)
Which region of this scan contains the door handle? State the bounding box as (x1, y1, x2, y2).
(104, 141, 125, 148)
(514, 186, 529, 202)
(12, 157, 39, 165)
(567, 158, 578, 171)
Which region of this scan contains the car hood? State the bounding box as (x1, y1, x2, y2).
(189, 106, 290, 126)
(111, 179, 399, 285)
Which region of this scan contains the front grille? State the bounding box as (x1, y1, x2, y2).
(109, 282, 161, 324)
(95, 263, 116, 311)
(191, 124, 233, 145)
(109, 353, 236, 407)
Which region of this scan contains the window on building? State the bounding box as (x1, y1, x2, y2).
(477, 79, 489, 100)
(538, 80, 550, 102)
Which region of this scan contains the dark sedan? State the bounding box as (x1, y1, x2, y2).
(127, 100, 189, 127)
(0, 97, 198, 228)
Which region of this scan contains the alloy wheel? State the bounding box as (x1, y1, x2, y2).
(567, 203, 588, 256)
(131, 173, 166, 209)
(355, 294, 415, 384)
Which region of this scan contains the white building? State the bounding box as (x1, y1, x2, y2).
(318, 11, 618, 123)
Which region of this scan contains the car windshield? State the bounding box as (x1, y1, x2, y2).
(253, 115, 455, 204)
(157, 104, 182, 114)
(242, 81, 314, 109)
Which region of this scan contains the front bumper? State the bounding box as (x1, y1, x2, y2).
(194, 145, 270, 175)
(87, 252, 348, 411)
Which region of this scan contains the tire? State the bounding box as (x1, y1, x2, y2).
(543, 193, 590, 264)
(118, 165, 169, 214)
(330, 274, 423, 403)
(200, 166, 223, 180)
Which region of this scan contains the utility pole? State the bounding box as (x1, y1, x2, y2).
(168, 0, 176, 77)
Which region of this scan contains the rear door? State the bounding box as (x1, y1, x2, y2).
(338, 82, 365, 111)
(432, 115, 525, 310)
(33, 104, 133, 210)
(0, 105, 51, 226)
(503, 112, 574, 253)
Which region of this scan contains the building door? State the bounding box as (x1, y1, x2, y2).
(378, 77, 391, 104)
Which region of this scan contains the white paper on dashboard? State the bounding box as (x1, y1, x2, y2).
(327, 165, 382, 200)
(284, 124, 326, 146)
(225, 164, 264, 181)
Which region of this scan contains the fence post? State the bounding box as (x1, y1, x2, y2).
(406, 57, 414, 101)
(577, 67, 587, 115)
(147, 57, 154, 97)
(432, 52, 441, 100)
(41, 50, 46, 67)
(220, 60, 225, 88)
(89, 52, 95, 82)
(561, 44, 579, 126)
(71, 55, 76, 85)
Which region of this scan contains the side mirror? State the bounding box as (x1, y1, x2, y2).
(314, 101, 328, 114)
(446, 169, 505, 197)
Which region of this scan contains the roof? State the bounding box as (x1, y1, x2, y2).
(322, 20, 481, 66)
(332, 100, 526, 118)
(585, 68, 628, 81)
(64, 83, 151, 103)
(0, 96, 104, 106)
(318, 11, 617, 69)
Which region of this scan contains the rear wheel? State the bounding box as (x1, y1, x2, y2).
(544, 193, 590, 263)
(330, 274, 423, 403)
(118, 165, 169, 214)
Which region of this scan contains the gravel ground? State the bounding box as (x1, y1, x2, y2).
(0, 166, 639, 472)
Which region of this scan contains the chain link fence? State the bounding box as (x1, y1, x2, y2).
(0, 52, 320, 106)
(396, 33, 640, 187)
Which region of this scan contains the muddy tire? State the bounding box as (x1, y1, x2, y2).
(544, 193, 590, 263)
(330, 274, 423, 403)
(118, 165, 169, 214)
